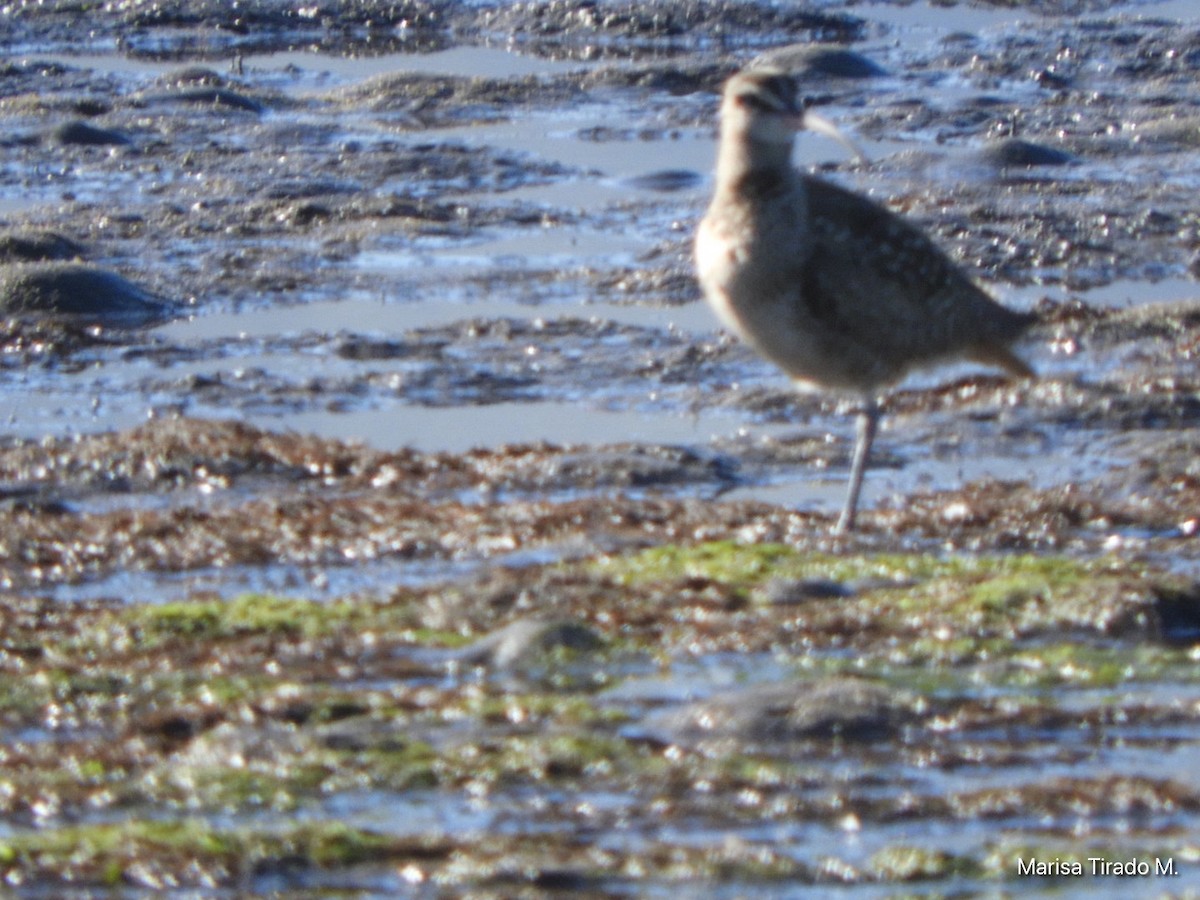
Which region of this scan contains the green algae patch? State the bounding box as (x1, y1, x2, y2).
(131, 593, 390, 643)
(593, 542, 1186, 654)
(1001, 641, 1196, 687)
(66, 592, 474, 674)
(0, 819, 454, 888)
(594, 541, 941, 595)
(0, 545, 1197, 892)
(596, 541, 1147, 608)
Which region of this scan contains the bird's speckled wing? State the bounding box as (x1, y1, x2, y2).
(798, 175, 1033, 372)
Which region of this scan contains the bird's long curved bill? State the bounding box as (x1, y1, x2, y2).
(801, 110, 869, 163)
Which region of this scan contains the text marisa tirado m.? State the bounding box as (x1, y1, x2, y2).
(1018, 857, 1178, 877)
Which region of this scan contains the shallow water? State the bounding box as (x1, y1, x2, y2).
(4, 0, 1199, 572)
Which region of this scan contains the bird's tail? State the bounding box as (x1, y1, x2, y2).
(969, 304, 1038, 379)
(969, 340, 1036, 380)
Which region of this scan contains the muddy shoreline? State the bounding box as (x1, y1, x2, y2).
(3, 0, 1200, 894)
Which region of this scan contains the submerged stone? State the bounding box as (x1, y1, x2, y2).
(652, 677, 913, 745)
(757, 576, 857, 605)
(457, 617, 604, 670)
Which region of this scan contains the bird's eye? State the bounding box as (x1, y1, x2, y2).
(765, 77, 787, 95)
(737, 92, 777, 113)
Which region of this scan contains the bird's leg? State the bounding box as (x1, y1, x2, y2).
(834, 396, 880, 534)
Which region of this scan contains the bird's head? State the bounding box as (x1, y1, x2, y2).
(720, 69, 865, 161)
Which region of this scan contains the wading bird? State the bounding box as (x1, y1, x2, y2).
(695, 69, 1035, 532)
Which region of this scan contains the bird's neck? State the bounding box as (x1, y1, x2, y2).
(715, 134, 796, 201)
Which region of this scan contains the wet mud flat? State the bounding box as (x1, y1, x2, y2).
(4, 0, 1200, 895)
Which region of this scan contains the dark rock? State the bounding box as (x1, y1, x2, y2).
(652, 677, 913, 745)
(286, 202, 334, 226)
(757, 577, 857, 605)
(317, 717, 410, 753)
(0, 230, 86, 264)
(622, 169, 703, 192)
(1150, 584, 1200, 645)
(141, 87, 265, 114)
(72, 99, 110, 117)
(457, 617, 604, 670)
(0, 263, 172, 327)
(980, 138, 1074, 168)
(751, 43, 888, 79)
(51, 120, 130, 146)
(335, 336, 411, 360)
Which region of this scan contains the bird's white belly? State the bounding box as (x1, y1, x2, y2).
(695, 219, 777, 340)
(709, 285, 846, 385)
(696, 219, 869, 390)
